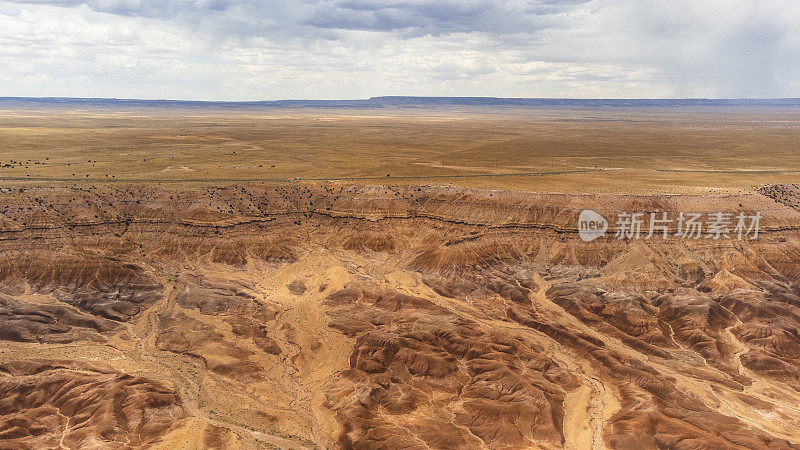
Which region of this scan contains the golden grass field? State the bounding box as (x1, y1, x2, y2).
(1, 105, 799, 193)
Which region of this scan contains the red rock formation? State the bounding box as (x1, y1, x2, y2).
(0, 184, 799, 448)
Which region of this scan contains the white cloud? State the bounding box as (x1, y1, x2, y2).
(0, 0, 797, 99)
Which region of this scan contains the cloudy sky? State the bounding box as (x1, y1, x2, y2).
(1, 0, 798, 100)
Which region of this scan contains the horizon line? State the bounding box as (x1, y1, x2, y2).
(3, 95, 800, 102)
(2, 96, 800, 109)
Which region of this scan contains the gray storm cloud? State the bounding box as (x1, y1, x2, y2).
(0, 0, 797, 99)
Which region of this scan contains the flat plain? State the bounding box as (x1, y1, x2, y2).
(2, 104, 800, 193)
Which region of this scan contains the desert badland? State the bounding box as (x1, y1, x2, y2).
(1, 100, 800, 449)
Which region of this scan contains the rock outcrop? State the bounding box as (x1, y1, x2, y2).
(1, 183, 799, 448)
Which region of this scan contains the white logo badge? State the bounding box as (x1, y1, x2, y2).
(578, 210, 608, 242)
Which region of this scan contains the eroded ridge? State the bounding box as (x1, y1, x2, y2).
(0, 184, 799, 449)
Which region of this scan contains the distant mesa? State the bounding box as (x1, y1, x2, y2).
(2, 96, 800, 110)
